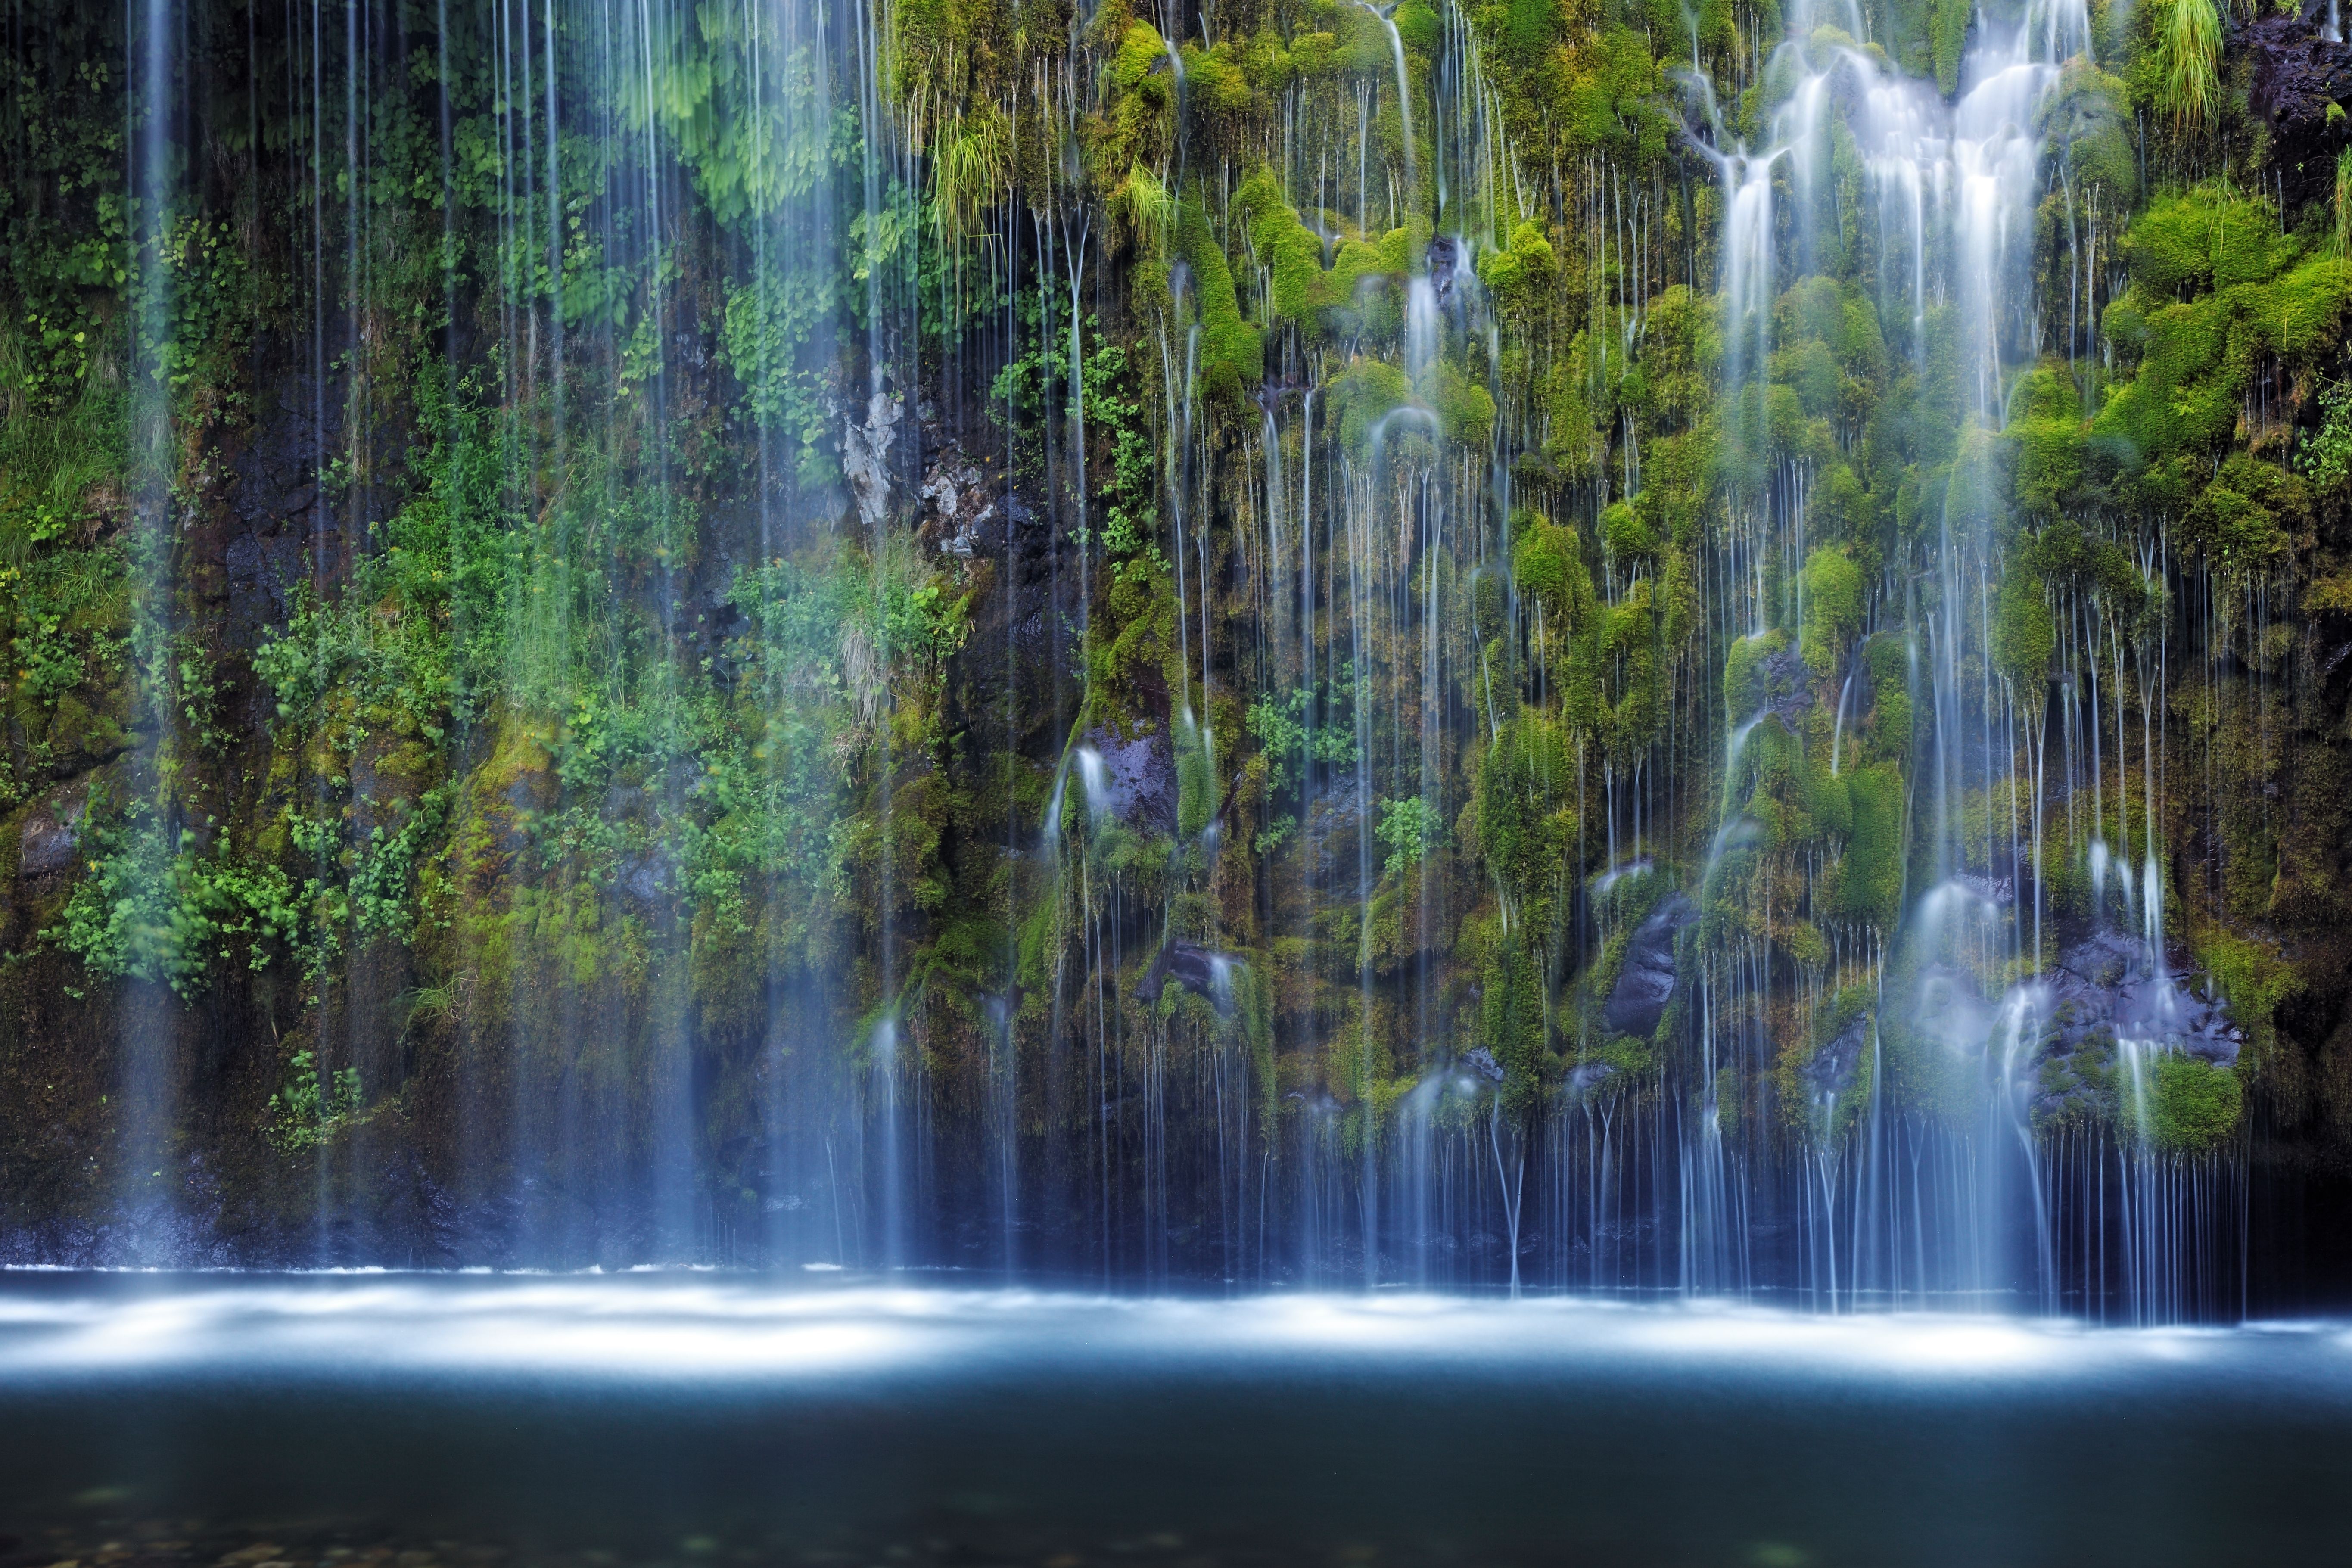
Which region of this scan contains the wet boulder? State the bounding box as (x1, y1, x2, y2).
(1299, 771, 1366, 887)
(2062, 930, 2240, 1064)
(1566, 1060, 1617, 1099)
(1803, 1008, 1873, 1102)
(1602, 893, 1697, 1039)
(1427, 234, 1467, 307)
(1136, 939, 1241, 1005)
(17, 779, 90, 880)
(2249, 6, 2352, 207)
(1081, 725, 1178, 836)
(2022, 930, 2244, 1122)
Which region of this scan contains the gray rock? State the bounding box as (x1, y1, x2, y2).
(1804, 1009, 1872, 1101)
(19, 781, 90, 878)
(2032, 933, 2242, 1119)
(840, 392, 902, 532)
(1299, 771, 1365, 886)
(1081, 724, 1177, 835)
(1602, 893, 1696, 1039)
(1136, 939, 1241, 1005)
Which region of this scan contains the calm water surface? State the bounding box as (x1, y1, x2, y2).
(0, 1274, 2347, 1567)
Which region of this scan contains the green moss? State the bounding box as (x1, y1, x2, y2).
(1111, 20, 1174, 96)
(1170, 199, 1263, 409)
(1930, 0, 1970, 94)
(1394, 0, 1441, 53)
(2145, 1052, 2240, 1152)
(1834, 763, 1905, 924)
(1992, 557, 2055, 686)
(1601, 501, 1656, 563)
(1477, 219, 1560, 324)
(1800, 546, 1862, 674)
(1723, 627, 1789, 719)
(1328, 358, 1412, 453)
(2007, 364, 2084, 517)
(1474, 708, 1579, 924)
(2180, 456, 2308, 572)
(1432, 361, 1495, 448)
(1511, 513, 1591, 625)
(2096, 189, 2352, 513)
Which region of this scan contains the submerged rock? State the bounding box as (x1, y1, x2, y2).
(1602, 894, 1697, 1039)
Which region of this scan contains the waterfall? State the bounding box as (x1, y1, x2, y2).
(0, 0, 2308, 1315)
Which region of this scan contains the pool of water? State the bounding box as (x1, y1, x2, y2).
(0, 1274, 2347, 1567)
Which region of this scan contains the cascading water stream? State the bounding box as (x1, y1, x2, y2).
(0, 0, 2307, 1321)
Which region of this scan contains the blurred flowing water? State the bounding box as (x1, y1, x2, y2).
(1, 1275, 2348, 1564)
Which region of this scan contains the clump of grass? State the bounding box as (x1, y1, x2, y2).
(2333, 146, 2352, 258)
(2155, 0, 2221, 137)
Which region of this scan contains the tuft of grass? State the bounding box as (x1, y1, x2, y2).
(2155, 0, 2221, 137)
(928, 104, 1010, 252)
(2334, 146, 2352, 258)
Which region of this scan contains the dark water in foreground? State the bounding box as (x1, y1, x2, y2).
(0, 1276, 2348, 1567)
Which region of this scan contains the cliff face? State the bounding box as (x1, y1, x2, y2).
(2, 0, 2351, 1307)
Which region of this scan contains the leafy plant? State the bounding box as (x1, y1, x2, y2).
(265, 1050, 369, 1153)
(2302, 380, 2352, 496)
(1376, 795, 1444, 878)
(1245, 681, 1362, 793)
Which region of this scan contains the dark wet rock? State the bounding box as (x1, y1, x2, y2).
(604, 783, 650, 824)
(17, 780, 90, 879)
(1427, 233, 1466, 306)
(1463, 1045, 1506, 1084)
(1602, 893, 1697, 1039)
(2060, 930, 2240, 1065)
(1300, 771, 1365, 885)
(1136, 938, 1239, 1005)
(1803, 1009, 1872, 1101)
(2249, 7, 2352, 207)
(227, 374, 338, 531)
(1980, 930, 2248, 1123)
(1081, 725, 1177, 835)
(224, 529, 303, 641)
(618, 851, 673, 908)
(1758, 645, 1815, 723)
(2033, 934, 2239, 1102)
